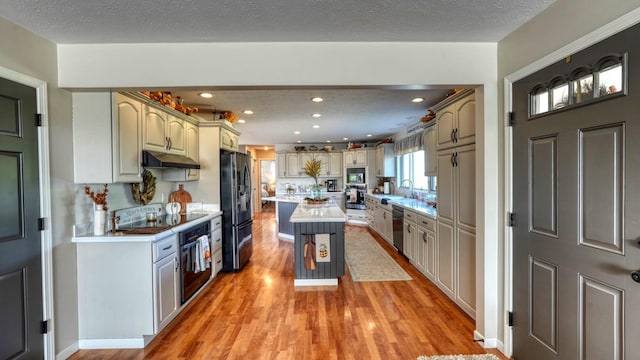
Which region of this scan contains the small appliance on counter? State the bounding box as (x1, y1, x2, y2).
(345, 184, 367, 210)
(325, 179, 338, 192)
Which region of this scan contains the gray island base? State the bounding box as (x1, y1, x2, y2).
(289, 200, 347, 286)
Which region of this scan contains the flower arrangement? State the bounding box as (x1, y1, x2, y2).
(223, 111, 238, 123)
(303, 159, 322, 185)
(84, 184, 109, 210)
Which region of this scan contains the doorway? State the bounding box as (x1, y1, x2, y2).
(260, 159, 276, 212)
(511, 23, 640, 359)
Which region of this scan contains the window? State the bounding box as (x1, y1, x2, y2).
(396, 150, 436, 191)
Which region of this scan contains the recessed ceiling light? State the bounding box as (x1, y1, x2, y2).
(311, 113, 322, 118)
(366, 134, 372, 137)
(296, 140, 302, 143)
(311, 97, 323, 102)
(199, 92, 213, 98)
(412, 97, 424, 103)
(326, 140, 332, 143)
(243, 110, 254, 115)
(343, 137, 348, 141)
(312, 125, 320, 129)
(238, 119, 246, 124)
(294, 130, 301, 135)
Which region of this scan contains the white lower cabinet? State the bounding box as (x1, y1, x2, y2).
(416, 214, 436, 281)
(153, 245, 179, 333)
(403, 211, 417, 263)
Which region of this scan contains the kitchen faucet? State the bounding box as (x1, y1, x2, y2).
(400, 179, 414, 199)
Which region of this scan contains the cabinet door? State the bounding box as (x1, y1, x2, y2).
(375, 146, 384, 176)
(423, 125, 437, 176)
(286, 153, 300, 177)
(143, 104, 169, 152)
(112, 93, 142, 182)
(154, 254, 179, 333)
(436, 148, 455, 223)
(315, 152, 329, 176)
(456, 144, 476, 229)
(404, 221, 416, 262)
(167, 115, 186, 155)
(425, 229, 436, 281)
(185, 122, 199, 181)
(382, 209, 393, 243)
(344, 151, 356, 166)
(416, 227, 427, 274)
(436, 219, 455, 298)
(456, 228, 476, 316)
(220, 128, 239, 152)
(355, 150, 367, 166)
(277, 153, 287, 177)
(455, 94, 476, 147)
(436, 103, 455, 149)
(328, 152, 342, 176)
(298, 152, 314, 176)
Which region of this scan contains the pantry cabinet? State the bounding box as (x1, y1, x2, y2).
(436, 143, 476, 317)
(73, 92, 142, 183)
(423, 123, 437, 177)
(375, 143, 396, 177)
(435, 90, 475, 150)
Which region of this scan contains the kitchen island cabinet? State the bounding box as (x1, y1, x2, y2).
(290, 199, 346, 286)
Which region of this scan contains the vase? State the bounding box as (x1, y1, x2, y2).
(94, 204, 106, 235)
(310, 184, 323, 200)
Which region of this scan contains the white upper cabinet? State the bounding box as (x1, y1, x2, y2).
(163, 121, 199, 181)
(166, 114, 186, 156)
(277, 153, 287, 178)
(286, 153, 300, 177)
(423, 124, 437, 177)
(73, 92, 142, 183)
(375, 143, 395, 177)
(327, 152, 342, 177)
(344, 149, 367, 167)
(143, 107, 187, 156)
(220, 126, 240, 152)
(435, 90, 475, 150)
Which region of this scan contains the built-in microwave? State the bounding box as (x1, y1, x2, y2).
(346, 167, 365, 184)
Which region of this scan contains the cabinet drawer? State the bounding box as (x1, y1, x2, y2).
(153, 235, 178, 262)
(403, 210, 417, 223)
(211, 216, 222, 231)
(417, 214, 436, 232)
(212, 249, 223, 275)
(211, 227, 222, 252)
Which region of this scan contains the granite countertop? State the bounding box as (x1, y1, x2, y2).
(72, 211, 222, 243)
(290, 199, 346, 223)
(367, 194, 437, 219)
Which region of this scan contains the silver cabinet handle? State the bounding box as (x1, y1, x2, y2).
(407, 224, 411, 233)
(423, 233, 427, 242)
(174, 257, 179, 271)
(162, 245, 172, 251)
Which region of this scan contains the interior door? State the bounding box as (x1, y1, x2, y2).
(512, 23, 640, 359)
(0, 77, 43, 358)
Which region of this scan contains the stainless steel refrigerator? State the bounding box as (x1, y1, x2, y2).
(220, 150, 253, 272)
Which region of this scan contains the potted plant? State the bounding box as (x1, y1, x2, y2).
(303, 159, 325, 201)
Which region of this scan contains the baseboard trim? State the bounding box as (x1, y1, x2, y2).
(56, 341, 79, 360)
(473, 330, 498, 348)
(78, 338, 144, 349)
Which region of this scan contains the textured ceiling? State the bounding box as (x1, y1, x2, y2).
(0, 0, 556, 145)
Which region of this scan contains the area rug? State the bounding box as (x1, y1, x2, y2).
(417, 355, 499, 360)
(344, 231, 412, 282)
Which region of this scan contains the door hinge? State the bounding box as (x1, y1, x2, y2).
(507, 311, 514, 326)
(41, 320, 49, 334)
(35, 113, 42, 127)
(508, 112, 515, 127)
(507, 212, 516, 227)
(38, 217, 47, 231)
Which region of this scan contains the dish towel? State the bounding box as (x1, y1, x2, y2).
(196, 235, 211, 272)
(304, 235, 316, 270)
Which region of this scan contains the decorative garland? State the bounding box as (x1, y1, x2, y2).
(131, 169, 156, 205)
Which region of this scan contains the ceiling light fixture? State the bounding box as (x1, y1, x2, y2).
(296, 140, 302, 143)
(199, 92, 213, 98)
(412, 97, 424, 103)
(343, 137, 348, 141)
(294, 131, 301, 135)
(238, 119, 246, 124)
(326, 140, 332, 143)
(243, 110, 254, 115)
(366, 134, 372, 137)
(313, 125, 320, 129)
(311, 97, 323, 102)
(311, 113, 322, 118)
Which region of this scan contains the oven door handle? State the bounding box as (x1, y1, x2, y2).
(181, 241, 199, 251)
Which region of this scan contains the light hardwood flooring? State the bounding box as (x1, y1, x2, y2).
(69, 208, 508, 360)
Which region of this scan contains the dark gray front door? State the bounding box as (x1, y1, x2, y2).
(513, 23, 640, 359)
(0, 77, 43, 359)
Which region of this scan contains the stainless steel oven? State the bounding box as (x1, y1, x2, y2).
(179, 220, 211, 304)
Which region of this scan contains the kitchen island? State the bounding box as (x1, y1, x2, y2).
(262, 194, 304, 240)
(290, 199, 347, 286)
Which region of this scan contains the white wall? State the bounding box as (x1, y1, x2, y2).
(0, 16, 78, 357)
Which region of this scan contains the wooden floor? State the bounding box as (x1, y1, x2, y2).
(69, 209, 507, 360)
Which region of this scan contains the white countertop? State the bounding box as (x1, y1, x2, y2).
(265, 191, 344, 203)
(368, 194, 437, 219)
(72, 211, 222, 243)
(290, 199, 346, 223)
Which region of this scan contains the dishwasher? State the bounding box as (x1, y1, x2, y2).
(392, 205, 404, 254)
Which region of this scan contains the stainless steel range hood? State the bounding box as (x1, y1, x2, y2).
(142, 150, 201, 169)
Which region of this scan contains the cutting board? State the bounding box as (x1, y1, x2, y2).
(168, 184, 192, 214)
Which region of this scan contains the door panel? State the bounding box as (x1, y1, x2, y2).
(512, 23, 640, 359)
(0, 77, 42, 358)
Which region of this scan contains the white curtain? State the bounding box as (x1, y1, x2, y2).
(393, 132, 424, 156)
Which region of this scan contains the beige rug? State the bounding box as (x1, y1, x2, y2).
(344, 231, 412, 282)
(417, 355, 499, 360)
